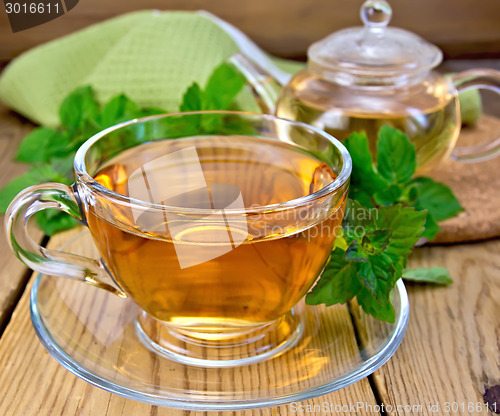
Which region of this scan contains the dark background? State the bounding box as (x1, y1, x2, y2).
(1, 0, 500, 65)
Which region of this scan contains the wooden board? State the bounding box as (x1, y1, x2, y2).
(362, 239, 500, 415)
(0, 228, 379, 416)
(1, 0, 500, 64)
(0, 105, 43, 329)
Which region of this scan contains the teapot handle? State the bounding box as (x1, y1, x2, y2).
(451, 69, 500, 163)
(228, 53, 283, 115)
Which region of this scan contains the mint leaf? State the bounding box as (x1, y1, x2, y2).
(357, 255, 395, 303)
(139, 107, 167, 117)
(374, 204, 427, 280)
(362, 229, 393, 254)
(375, 205, 426, 258)
(373, 185, 402, 206)
(205, 63, 245, 110)
(397, 182, 419, 206)
(16, 128, 61, 163)
(99, 94, 139, 128)
(59, 86, 99, 131)
(0, 165, 66, 213)
(349, 188, 375, 208)
(403, 267, 453, 285)
(306, 248, 361, 306)
(180, 83, 205, 112)
(344, 240, 369, 262)
(357, 287, 396, 323)
(35, 210, 80, 236)
(344, 132, 386, 192)
(376, 125, 416, 184)
(411, 177, 464, 221)
(342, 199, 376, 240)
(344, 229, 392, 262)
(420, 211, 441, 241)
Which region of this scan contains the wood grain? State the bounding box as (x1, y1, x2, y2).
(1, 0, 500, 64)
(0, 104, 43, 328)
(354, 239, 500, 415)
(0, 228, 379, 416)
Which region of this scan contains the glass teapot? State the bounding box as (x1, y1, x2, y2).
(230, 0, 500, 174)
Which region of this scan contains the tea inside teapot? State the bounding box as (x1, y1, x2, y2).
(229, 0, 500, 174)
(275, 0, 460, 174)
(276, 70, 460, 174)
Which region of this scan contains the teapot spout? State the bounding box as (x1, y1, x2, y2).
(228, 53, 284, 115)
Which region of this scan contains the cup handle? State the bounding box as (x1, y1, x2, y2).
(4, 183, 126, 297)
(451, 69, 500, 163)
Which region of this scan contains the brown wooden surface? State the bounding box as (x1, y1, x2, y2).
(0, 229, 379, 416)
(0, 62, 499, 414)
(0, 105, 43, 329)
(0, 232, 499, 415)
(1, 0, 500, 64)
(355, 239, 500, 415)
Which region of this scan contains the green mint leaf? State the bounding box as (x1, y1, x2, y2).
(376, 125, 416, 184)
(349, 188, 375, 208)
(362, 229, 393, 254)
(342, 199, 376, 244)
(139, 107, 167, 117)
(398, 182, 419, 205)
(344, 132, 387, 192)
(0, 165, 66, 213)
(356, 287, 396, 323)
(344, 229, 392, 262)
(99, 94, 139, 128)
(344, 240, 369, 262)
(375, 204, 427, 258)
(357, 254, 396, 303)
(373, 185, 402, 207)
(204, 63, 245, 110)
(403, 267, 453, 285)
(16, 127, 63, 163)
(35, 210, 79, 236)
(411, 177, 464, 221)
(50, 155, 75, 182)
(59, 86, 99, 131)
(44, 132, 76, 160)
(180, 82, 205, 112)
(420, 211, 441, 241)
(374, 204, 427, 279)
(306, 248, 361, 306)
(334, 236, 348, 251)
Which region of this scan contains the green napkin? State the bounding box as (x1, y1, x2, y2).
(0, 10, 304, 127)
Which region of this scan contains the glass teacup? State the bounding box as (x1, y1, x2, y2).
(5, 112, 351, 367)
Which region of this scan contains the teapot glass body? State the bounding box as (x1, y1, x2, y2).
(276, 69, 460, 174)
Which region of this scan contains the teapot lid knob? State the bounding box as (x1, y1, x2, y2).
(307, 0, 443, 80)
(360, 0, 392, 30)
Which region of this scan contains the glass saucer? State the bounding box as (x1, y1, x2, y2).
(30, 230, 409, 410)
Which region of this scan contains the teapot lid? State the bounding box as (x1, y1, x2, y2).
(308, 0, 442, 81)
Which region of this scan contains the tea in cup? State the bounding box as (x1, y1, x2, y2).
(5, 112, 351, 366)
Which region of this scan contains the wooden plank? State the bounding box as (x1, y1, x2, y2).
(1, 0, 500, 64)
(0, 104, 44, 327)
(352, 240, 500, 415)
(0, 228, 380, 415)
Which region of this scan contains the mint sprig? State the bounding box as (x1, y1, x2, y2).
(403, 267, 453, 285)
(307, 200, 427, 322)
(307, 126, 462, 322)
(344, 126, 464, 240)
(0, 63, 244, 235)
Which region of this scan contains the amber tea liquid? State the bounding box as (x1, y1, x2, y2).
(86, 136, 346, 330)
(277, 72, 461, 173)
